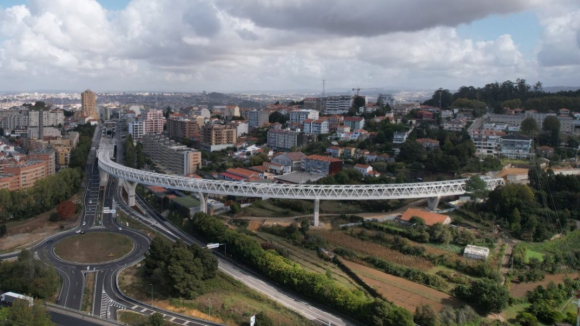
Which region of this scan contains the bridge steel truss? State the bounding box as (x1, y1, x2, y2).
(98, 151, 504, 225)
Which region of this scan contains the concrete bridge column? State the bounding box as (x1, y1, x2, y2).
(198, 192, 208, 214)
(99, 170, 109, 188)
(123, 180, 137, 207)
(314, 199, 320, 227)
(427, 196, 440, 211)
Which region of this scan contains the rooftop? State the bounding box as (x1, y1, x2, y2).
(305, 155, 343, 163)
(274, 172, 325, 184)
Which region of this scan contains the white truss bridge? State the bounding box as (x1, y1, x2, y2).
(98, 150, 504, 202)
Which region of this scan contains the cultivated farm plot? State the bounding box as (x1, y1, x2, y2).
(510, 273, 579, 298)
(342, 259, 462, 312)
(312, 230, 433, 270)
(257, 232, 361, 290)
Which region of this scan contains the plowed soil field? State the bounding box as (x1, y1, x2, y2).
(342, 259, 462, 312)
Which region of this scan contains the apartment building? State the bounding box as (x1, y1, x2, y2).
(142, 134, 202, 175)
(248, 110, 270, 128)
(499, 135, 533, 159)
(227, 120, 249, 137)
(301, 155, 343, 176)
(267, 129, 307, 151)
(28, 110, 64, 127)
(303, 119, 329, 135)
(489, 112, 580, 134)
(303, 97, 326, 111)
(271, 152, 306, 171)
(167, 116, 200, 140)
(81, 89, 98, 119)
(224, 106, 240, 118)
(443, 119, 467, 131)
(470, 130, 505, 157)
(128, 120, 146, 140)
(3, 160, 47, 190)
(0, 174, 20, 191)
(344, 117, 365, 130)
(289, 109, 319, 124)
(140, 109, 164, 134)
(55, 146, 71, 167)
(325, 95, 352, 115)
(200, 124, 237, 152)
(28, 149, 56, 176)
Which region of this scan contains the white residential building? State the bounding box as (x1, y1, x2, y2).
(289, 109, 319, 124)
(128, 120, 146, 139)
(499, 135, 533, 159)
(393, 131, 410, 144)
(303, 119, 329, 135)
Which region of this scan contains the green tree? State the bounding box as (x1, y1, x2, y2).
(0, 224, 6, 236)
(414, 304, 440, 326)
(516, 311, 538, 326)
(465, 175, 488, 199)
(520, 117, 539, 138)
(230, 202, 241, 215)
(146, 312, 169, 326)
(136, 143, 146, 169)
(429, 223, 452, 244)
(501, 98, 522, 109)
(454, 279, 509, 314)
(542, 116, 560, 146)
(4, 299, 54, 326)
(124, 134, 136, 168)
(398, 140, 426, 163)
(300, 218, 310, 235)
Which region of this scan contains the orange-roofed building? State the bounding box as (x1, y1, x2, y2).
(400, 208, 451, 226)
(301, 155, 343, 175)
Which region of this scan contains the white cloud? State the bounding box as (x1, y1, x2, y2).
(0, 0, 577, 92)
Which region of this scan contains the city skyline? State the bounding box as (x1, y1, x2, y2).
(0, 0, 579, 93)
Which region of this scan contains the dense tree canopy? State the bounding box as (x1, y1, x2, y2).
(0, 250, 59, 300)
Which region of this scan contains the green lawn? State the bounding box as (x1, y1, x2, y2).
(503, 303, 530, 321)
(523, 230, 580, 256)
(501, 158, 532, 166)
(525, 250, 545, 263)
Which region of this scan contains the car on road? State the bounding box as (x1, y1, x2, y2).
(89, 200, 92, 204)
(118, 227, 122, 231)
(75, 230, 81, 234)
(82, 222, 86, 226)
(80, 231, 85, 234)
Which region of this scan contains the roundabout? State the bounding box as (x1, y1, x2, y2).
(53, 232, 134, 264)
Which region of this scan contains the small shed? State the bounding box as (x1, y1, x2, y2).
(463, 245, 490, 260)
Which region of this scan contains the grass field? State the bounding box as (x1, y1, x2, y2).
(54, 232, 134, 263)
(118, 264, 316, 326)
(256, 231, 361, 290)
(341, 259, 462, 312)
(117, 310, 150, 325)
(523, 230, 580, 255)
(524, 249, 545, 263)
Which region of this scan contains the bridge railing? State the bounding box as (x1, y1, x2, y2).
(97, 150, 504, 200)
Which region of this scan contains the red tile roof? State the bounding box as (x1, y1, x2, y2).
(400, 208, 451, 226)
(305, 155, 342, 162)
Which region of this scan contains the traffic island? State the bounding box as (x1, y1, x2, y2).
(54, 232, 134, 264)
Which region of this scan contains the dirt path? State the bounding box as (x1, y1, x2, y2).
(0, 210, 78, 253)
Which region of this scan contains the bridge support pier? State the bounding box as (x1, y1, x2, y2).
(427, 196, 440, 211)
(198, 192, 208, 214)
(123, 180, 137, 207)
(99, 170, 109, 188)
(314, 199, 320, 227)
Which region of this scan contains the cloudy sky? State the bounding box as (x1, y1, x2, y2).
(0, 0, 579, 93)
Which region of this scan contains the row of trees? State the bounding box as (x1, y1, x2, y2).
(123, 134, 146, 169)
(0, 249, 60, 300)
(144, 237, 218, 299)
(0, 299, 54, 326)
(0, 168, 82, 221)
(68, 123, 96, 169)
(521, 278, 580, 324)
(189, 213, 415, 326)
